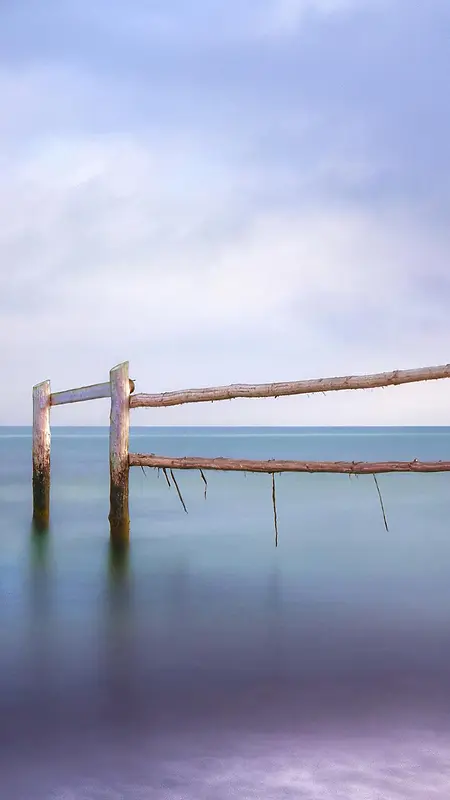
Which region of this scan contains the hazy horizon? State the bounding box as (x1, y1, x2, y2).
(4, 423, 450, 429)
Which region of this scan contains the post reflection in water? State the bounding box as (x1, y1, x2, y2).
(28, 523, 53, 665)
(98, 539, 135, 725)
(29, 521, 51, 597)
(107, 538, 131, 599)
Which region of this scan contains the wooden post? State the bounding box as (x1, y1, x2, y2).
(109, 362, 130, 542)
(32, 380, 51, 528)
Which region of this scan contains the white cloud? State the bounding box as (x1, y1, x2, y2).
(1, 7, 449, 429)
(254, 0, 384, 36)
(51, 0, 385, 48)
(1, 130, 449, 425)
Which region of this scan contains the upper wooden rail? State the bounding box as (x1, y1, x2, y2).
(130, 364, 450, 409)
(51, 381, 111, 406)
(51, 379, 135, 406)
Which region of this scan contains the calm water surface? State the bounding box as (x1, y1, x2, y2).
(2, 426, 450, 798)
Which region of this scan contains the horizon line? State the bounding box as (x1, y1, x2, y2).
(2, 424, 450, 429)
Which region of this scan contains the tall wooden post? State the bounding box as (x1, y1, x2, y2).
(109, 362, 130, 542)
(32, 380, 51, 528)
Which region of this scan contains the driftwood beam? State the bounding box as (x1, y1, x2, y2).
(51, 381, 111, 406)
(129, 363, 450, 408)
(51, 379, 134, 406)
(129, 454, 450, 475)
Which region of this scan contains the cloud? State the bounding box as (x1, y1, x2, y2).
(0, 0, 378, 56)
(1, 125, 450, 426)
(254, 0, 379, 37)
(0, 1, 449, 424)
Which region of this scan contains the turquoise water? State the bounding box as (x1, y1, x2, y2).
(2, 427, 450, 798)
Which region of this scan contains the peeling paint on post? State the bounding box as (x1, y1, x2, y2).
(109, 362, 130, 542)
(32, 380, 51, 527)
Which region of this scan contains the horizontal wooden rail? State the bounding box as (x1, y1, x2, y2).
(51, 379, 135, 406)
(129, 454, 450, 475)
(51, 382, 111, 406)
(130, 363, 450, 409)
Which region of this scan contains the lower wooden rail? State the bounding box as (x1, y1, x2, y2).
(129, 454, 450, 474)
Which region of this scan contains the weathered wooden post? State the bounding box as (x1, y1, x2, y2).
(109, 362, 130, 542)
(32, 380, 51, 528)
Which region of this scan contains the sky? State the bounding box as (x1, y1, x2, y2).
(1, 0, 450, 425)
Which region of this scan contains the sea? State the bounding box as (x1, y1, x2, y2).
(2, 426, 450, 799)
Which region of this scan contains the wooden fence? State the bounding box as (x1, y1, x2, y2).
(32, 361, 450, 540)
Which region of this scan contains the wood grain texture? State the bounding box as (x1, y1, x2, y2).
(130, 363, 450, 408)
(50, 382, 111, 405)
(32, 380, 51, 525)
(129, 453, 450, 474)
(51, 379, 134, 406)
(109, 362, 130, 541)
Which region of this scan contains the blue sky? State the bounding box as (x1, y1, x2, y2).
(2, 0, 450, 424)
